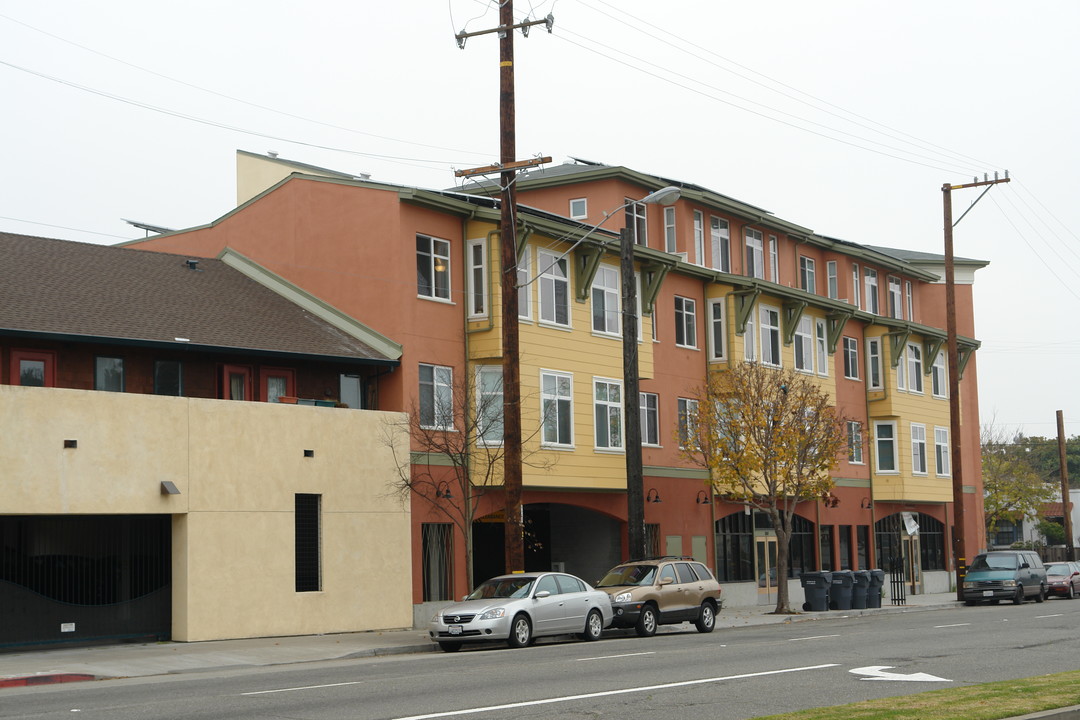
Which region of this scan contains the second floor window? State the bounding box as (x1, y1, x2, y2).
(476, 365, 503, 446)
(843, 337, 859, 379)
(935, 427, 951, 476)
(625, 200, 647, 245)
(800, 257, 816, 294)
(539, 251, 570, 326)
(794, 316, 813, 372)
(693, 211, 705, 265)
(864, 268, 879, 315)
(867, 338, 883, 390)
(875, 421, 897, 472)
(678, 397, 699, 448)
(827, 261, 838, 299)
(888, 276, 903, 319)
(664, 206, 677, 254)
(711, 216, 730, 272)
(468, 239, 487, 318)
(154, 360, 182, 396)
(95, 356, 124, 392)
(591, 265, 621, 335)
(675, 296, 697, 348)
(541, 371, 573, 447)
(847, 421, 863, 464)
(640, 392, 659, 446)
(760, 306, 781, 367)
(745, 228, 764, 279)
(932, 351, 947, 397)
(708, 298, 726, 361)
(907, 343, 924, 393)
(594, 378, 624, 450)
(911, 423, 928, 474)
(419, 363, 453, 430)
(416, 234, 451, 300)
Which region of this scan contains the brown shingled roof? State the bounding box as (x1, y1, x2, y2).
(0, 232, 397, 364)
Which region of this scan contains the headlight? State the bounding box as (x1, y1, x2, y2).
(1002, 579, 1017, 587)
(962, 581, 976, 589)
(614, 592, 633, 603)
(478, 608, 506, 620)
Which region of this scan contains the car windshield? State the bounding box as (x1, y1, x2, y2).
(466, 576, 536, 600)
(970, 554, 1018, 571)
(596, 564, 657, 588)
(1046, 563, 1072, 575)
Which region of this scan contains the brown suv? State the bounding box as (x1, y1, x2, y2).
(595, 557, 722, 636)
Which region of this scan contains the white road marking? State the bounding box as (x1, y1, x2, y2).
(576, 651, 655, 661)
(789, 634, 840, 641)
(390, 664, 840, 720)
(932, 623, 971, 628)
(242, 680, 366, 696)
(1036, 614, 1064, 619)
(851, 666, 951, 682)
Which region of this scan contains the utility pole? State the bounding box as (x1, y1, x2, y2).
(1057, 410, 1074, 562)
(455, 6, 553, 575)
(621, 227, 645, 559)
(942, 172, 1009, 601)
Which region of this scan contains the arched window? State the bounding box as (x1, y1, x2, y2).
(875, 512, 946, 571)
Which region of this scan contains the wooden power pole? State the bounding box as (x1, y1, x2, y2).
(1058, 410, 1074, 562)
(455, 5, 553, 575)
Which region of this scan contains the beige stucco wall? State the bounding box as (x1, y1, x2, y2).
(1, 385, 412, 642)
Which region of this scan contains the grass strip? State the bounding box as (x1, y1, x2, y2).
(754, 669, 1080, 720)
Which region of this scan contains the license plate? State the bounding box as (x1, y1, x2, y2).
(448, 625, 463, 635)
(983, 590, 993, 597)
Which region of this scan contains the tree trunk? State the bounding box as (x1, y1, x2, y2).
(774, 524, 792, 613)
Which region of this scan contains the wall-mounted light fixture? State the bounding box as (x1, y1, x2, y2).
(861, 497, 873, 509)
(160, 481, 181, 495)
(436, 481, 453, 500)
(646, 488, 662, 504)
(695, 490, 710, 505)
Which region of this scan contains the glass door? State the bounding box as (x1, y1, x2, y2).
(756, 536, 778, 604)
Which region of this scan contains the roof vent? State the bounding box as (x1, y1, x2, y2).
(185, 259, 200, 271)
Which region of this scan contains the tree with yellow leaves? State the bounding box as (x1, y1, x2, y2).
(681, 362, 848, 614)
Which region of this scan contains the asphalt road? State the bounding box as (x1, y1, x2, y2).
(6, 599, 1080, 720)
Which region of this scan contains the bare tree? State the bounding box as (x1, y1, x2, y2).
(680, 362, 848, 614)
(384, 366, 552, 594)
(981, 418, 1055, 542)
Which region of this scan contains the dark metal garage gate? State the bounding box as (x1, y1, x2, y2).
(0, 515, 171, 650)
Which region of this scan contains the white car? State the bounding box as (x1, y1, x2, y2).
(429, 572, 613, 652)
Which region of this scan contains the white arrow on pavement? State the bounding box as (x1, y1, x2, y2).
(850, 666, 951, 682)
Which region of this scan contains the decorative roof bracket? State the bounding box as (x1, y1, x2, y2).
(640, 260, 673, 316)
(887, 328, 911, 368)
(733, 287, 761, 335)
(923, 337, 946, 375)
(826, 310, 853, 354)
(958, 343, 978, 379)
(781, 300, 807, 346)
(516, 224, 533, 264)
(574, 245, 604, 302)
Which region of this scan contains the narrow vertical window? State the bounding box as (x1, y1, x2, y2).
(675, 296, 697, 348)
(932, 351, 947, 398)
(905, 281, 914, 322)
(677, 398, 699, 448)
(467, 239, 487, 318)
(799, 257, 816, 294)
(768, 236, 779, 283)
(867, 338, 882, 390)
(593, 378, 624, 450)
(888, 276, 903, 319)
(896, 344, 907, 391)
(421, 523, 453, 602)
(591, 265, 621, 335)
(935, 427, 951, 476)
(94, 356, 124, 392)
(874, 422, 897, 472)
(154, 360, 182, 396)
(847, 422, 863, 464)
(295, 493, 322, 592)
(517, 247, 532, 320)
(625, 200, 647, 245)
(416, 234, 451, 300)
(815, 319, 828, 376)
(744, 310, 757, 362)
(843, 337, 859, 379)
(476, 365, 504, 446)
(664, 206, 677, 254)
(261, 368, 295, 402)
(710, 216, 730, 272)
(419, 363, 453, 430)
(760, 306, 781, 367)
(864, 268, 879, 314)
(708, 298, 726, 361)
(693, 211, 705, 265)
(541, 371, 574, 447)
(640, 392, 659, 446)
(222, 364, 252, 401)
(911, 424, 928, 474)
(851, 263, 861, 307)
(794, 316, 813, 372)
(538, 250, 570, 326)
(827, 260, 838, 299)
(745, 228, 764, 279)
(907, 343, 924, 393)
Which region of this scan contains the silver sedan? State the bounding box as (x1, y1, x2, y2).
(429, 572, 613, 652)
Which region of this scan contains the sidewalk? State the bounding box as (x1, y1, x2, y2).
(0, 592, 961, 689)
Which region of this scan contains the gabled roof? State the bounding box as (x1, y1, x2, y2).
(0, 232, 399, 365)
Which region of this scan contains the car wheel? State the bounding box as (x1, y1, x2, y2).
(438, 641, 462, 653)
(1070, 584, 1077, 600)
(635, 605, 658, 637)
(1013, 585, 1024, 605)
(507, 614, 532, 649)
(581, 610, 603, 641)
(1035, 585, 1046, 603)
(694, 601, 716, 633)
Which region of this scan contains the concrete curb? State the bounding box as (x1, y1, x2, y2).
(0, 673, 96, 689)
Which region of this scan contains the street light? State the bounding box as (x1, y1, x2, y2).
(620, 186, 681, 560)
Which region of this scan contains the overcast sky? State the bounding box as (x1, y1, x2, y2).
(3, 1, 1077, 438)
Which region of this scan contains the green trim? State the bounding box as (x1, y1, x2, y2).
(923, 337, 945, 374)
(220, 248, 403, 361)
(826, 310, 852, 354)
(782, 299, 807, 346)
(640, 260, 673, 316)
(410, 452, 458, 467)
(832, 477, 871, 488)
(574, 245, 604, 303)
(887, 329, 911, 368)
(733, 288, 761, 335)
(643, 465, 710, 480)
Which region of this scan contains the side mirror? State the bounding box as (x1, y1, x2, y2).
(659, 576, 674, 586)
(534, 590, 551, 599)
(1020, 562, 1030, 569)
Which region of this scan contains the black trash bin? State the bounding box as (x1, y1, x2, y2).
(829, 570, 854, 610)
(800, 571, 832, 611)
(867, 569, 885, 608)
(851, 570, 870, 609)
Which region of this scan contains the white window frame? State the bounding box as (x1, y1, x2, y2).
(911, 423, 928, 475)
(800, 256, 816, 294)
(874, 421, 898, 473)
(467, 238, 487, 319)
(852, 263, 861, 307)
(517, 246, 532, 320)
(541, 370, 574, 448)
(815, 319, 828, 376)
(640, 392, 659, 446)
(794, 315, 813, 373)
(675, 296, 697, 349)
(932, 351, 947, 398)
(662, 206, 677, 256)
(710, 216, 730, 272)
(769, 235, 779, 283)
(538, 250, 570, 327)
(476, 365, 503, 446)
(416, 234, 451, 302)
(743, 310, 757, 362)
(419, 363, 453, 430)
(593, 377, 624, 451)
(847, 421, 864, 464)
(626, 199, 647, 246)
(707, 297, 726, 361)
(888, 276, 903, 319)
(843, 337, 859, 380)
(935, 426, 951, 476)
(867, 337, 883, 390)
(591, 265, 621, 336)
(905, 280, 914, 322)
(677, 397, 699, 449)
(760, 305, 781, 367)
(693, 211, 705, 266)
(896, 344, 907, 391)
(745, 228, 764, 279)
(827, 260, 838, 299)
(907, 342, 924, 393)
(569, 197, 588, 220)
(864, 267, 879, 315)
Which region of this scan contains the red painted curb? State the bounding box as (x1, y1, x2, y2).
(0, 673, 96, 689)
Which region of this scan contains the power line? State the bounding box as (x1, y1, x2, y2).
(0, 215, 134, 240)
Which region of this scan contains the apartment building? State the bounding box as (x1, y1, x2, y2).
(130, 151, 986, 609)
